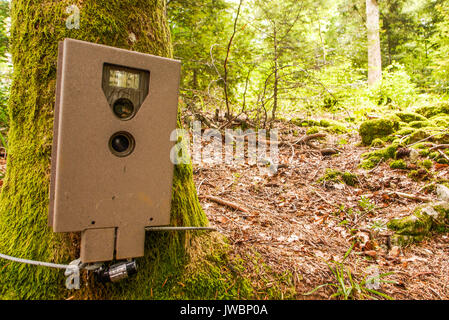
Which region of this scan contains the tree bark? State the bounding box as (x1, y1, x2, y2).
(0, 0, 239, 300)
(366, 0, 382, 86)
(272, 22, 279, 121)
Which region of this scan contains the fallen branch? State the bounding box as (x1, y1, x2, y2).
(202, 195, 250, 213)
(320, 148, 340, 156)
(438, 149, 449, 162)
(429, 144, 449, 151)
(386, 191, 433, 203)
(294, 133, 327, 145)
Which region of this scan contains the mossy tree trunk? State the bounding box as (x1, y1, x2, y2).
(0, 0, 244, 300)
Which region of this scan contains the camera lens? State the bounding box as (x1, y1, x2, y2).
(113, 98, 134, 120)
(109, 132, 135, 157)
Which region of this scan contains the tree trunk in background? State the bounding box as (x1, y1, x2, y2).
(366, 0, 382, 86)
(0, 0, 244, 300)
(272, 23, 279, 121)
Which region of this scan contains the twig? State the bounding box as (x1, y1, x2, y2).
(438, 149, 449, 162)
(406, 129, 449, 148)
(429, 144, 449, 151)
(386, 191, 433, 203)
(293, 133, 326, 146)
(202, 195, 250, 213)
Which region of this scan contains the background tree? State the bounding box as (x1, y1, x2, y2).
(366, 0, 382, 86)
(0, 0, 250, 300)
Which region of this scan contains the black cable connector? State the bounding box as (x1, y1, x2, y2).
(96, 260, 138, 283)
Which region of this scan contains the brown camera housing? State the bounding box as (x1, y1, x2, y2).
(49, 38, 180, 263)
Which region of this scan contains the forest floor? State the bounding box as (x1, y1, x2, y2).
(190, 115, 449, 300)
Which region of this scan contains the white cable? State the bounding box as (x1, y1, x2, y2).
(0, 252, 72, 269)
(0, 253, 83, 290)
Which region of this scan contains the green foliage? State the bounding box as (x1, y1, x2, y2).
(304, 244, 394, 300)
(0, 0, 8, 61)
(359, 118, 399, 145)
(389, 159, 407, 170)
(429, 1, 449, 92)
(367, 64, 417, 109)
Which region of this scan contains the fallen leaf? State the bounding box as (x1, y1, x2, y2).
(389, 246, 401, 258)
(364, 250, 377, 258)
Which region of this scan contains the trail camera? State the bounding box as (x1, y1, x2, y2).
(49, 38, 180, 263)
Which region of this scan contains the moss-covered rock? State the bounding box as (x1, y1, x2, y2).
(360, 144, 399, 169)
(394, 111, 428, 123)
(409, 168, 432, 181)
(415, 102, 449, 118)
(306, 126, 320, 135)
(389, 159, 407, 169)
(388, 186, 449, 246)
(388, 209, 433, 236)
(407, 128, 449, 145)
(317, 169, 359, 187)
(371, 138, 386, 147)
(429, 114, 449, 127)
(359, 118, 400, 145)
(420, 159, 433, 169)
(408, 120, 432, 129)
(291, 118, 348, 134)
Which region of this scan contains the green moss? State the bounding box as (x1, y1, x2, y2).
(341, 172, 358, 187)
(390, 159, 407, 170)
(429, 114, 449, 127)
(409, 120, 432, 128)
(359, 118, 400, 145)
(436, 157, 449, 165)
(387, 208, 433, 236)
(388, 202, 449, 246)
(360, 144, 399, 169)
(371, 138, 386, 147)
(408, 168, 432, 181)
(291, 118, 320, 127)
(420, 159, 433, 169)
(406, 127, 449, 145)
(291, 118, 348, 134)
(415, 102, 449, 118)
(429, 152, 439, 159)
(317, 169, 358, 187)
(396, 127, 416, 136)
(394, 111, 428, 123)
(306, 126, 320, 135)
(319, 119, 348, 133)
